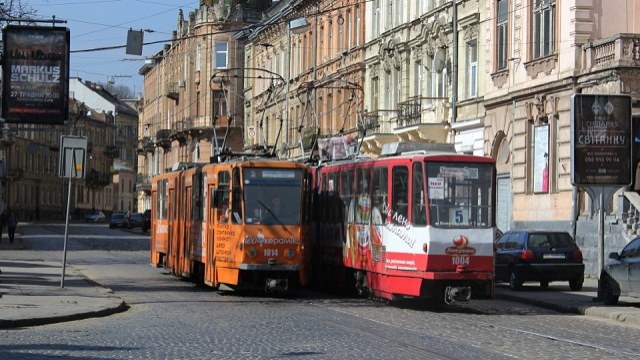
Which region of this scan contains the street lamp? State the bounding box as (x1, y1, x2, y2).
(285, 17, 310, 157)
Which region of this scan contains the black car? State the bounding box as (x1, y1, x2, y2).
(495, 230, 585, 291)
(599, 236, 640, 305)
(142, 209, 151, 232)
(127, 213, 145, 229)
(109, 212, 127, 229)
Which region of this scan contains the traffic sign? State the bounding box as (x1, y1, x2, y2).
(59, 135, 87, 179)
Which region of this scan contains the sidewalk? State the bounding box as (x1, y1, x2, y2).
(495, 278, 640, 327)
(0, 238, 127, 329)
(1, 235, 639, 328)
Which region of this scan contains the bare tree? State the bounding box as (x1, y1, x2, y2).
(99, 82, 136, 99)
(0, 1, 37, 26)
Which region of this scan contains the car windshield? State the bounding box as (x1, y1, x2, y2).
(112, 214, 125, 220)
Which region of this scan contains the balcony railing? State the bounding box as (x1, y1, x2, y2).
(165, 82, 179, 100)
(104, 145, 119, 158)
(138, 136, 155, 153)
(86, 169, 110, 187)
(136, 173, 152, 193)
(584, 34, 640, 70)
(361, 110, 396, 135)
(396, 97, 449, 128)
(156, 129, 172, 149)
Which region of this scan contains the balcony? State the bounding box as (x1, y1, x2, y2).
(394, 97, 450, 144)
(170, 120, 188, 145)
(138, 136, 155, 154)
(104, 145, 119, 158)
(583, 34, 640, 71)
(136, 173, 152, 193)
(185, 116, 215, 139)
(156, 129, 172, 150)
(165, 82, 179, 101)
(359, 111, 397, 154)
(86, 169, 111, 188)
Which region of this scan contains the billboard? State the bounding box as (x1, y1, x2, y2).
(2, 25, 70, 125)
(570, 94, 632, 186)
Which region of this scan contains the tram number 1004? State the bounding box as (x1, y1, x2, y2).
(452, 256, 470, 266)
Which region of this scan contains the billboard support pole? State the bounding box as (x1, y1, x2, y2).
(583, 186, 619, 279)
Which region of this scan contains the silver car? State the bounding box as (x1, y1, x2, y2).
(599, 236, 640, 305)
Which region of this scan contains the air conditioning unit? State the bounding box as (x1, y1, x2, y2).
(177, 80, 186, 88)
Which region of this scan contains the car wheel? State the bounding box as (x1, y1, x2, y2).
(540, 280, 549, 288)
(509, 271, 523, 290)
(601, 277, 619, 305)
(569, 275, 584, 291)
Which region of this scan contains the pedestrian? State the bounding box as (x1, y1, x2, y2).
(0, 208, 5, 242)
(7, 208, 18, 244)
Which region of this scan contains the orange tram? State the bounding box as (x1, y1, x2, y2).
(310, 143, 497, 304)
(150, 158, 311, 292)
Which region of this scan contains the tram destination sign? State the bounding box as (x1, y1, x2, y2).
(570, 94, 632, 186)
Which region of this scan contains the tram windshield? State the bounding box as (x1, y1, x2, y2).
(243, 168, 303, 225)
(425, 162, 494, 228)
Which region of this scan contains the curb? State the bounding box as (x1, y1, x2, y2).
(0, 301, 129, 329)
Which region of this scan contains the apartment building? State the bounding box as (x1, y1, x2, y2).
(0, 97, 116, 221)
(70, 78, 138, 213)
(242, 0, 365, 160)
(137, 0, 271, 211)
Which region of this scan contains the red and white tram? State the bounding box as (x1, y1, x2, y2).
(311, 142, 496, 304)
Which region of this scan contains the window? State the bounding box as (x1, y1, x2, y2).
(371, 77, 379, 111)
(412, 162, 426, 226)
(212, 90, 227, 118)
(372, 0, 380, 38)
(214, 41, 228, 69)
(196, 44, 201, 71)
(386, 0, 394, 31)
(414, 61, 423, 97)
(497, 0, 508, 70)
(392, 166, 409, 225)
(532, 0, 556, 59)
(467, 40, 477, 98)
(372, 167, 388, 225)
(355, 7, 361, 45)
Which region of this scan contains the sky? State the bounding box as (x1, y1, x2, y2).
(29, 0, 201, 98)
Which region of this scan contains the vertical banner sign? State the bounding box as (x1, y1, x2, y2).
(2, 25, 70, 125)
(571, 94, 632, 186)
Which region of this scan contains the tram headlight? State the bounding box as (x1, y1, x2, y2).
(285, 248, 296, 259)
(422, 243, 428, 253)
(248, 247, 258, 258)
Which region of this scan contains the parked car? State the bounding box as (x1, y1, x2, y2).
(84, 211, 106, 223)
(109, 212, 128, 229)
(495, 230, 585, 291)
(127, 212, 145, 229)
(142, 209, 151, 232)
(599, 236, 640, 305)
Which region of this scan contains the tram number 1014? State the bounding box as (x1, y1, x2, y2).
(452, 256, 470, 266)
(264, 249, 279, 257)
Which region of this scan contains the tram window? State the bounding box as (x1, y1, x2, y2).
(231, 168, 242, 224)
(392, 166, 409, 225)
(412, 162, 426, 226)
(192, 172, 203, 221)
(372, 167, 388, 225)
(157, 179, 168, 220)
(425, 162, 493, 228)
(216, 171, 231, 223)
(355, 168, 372, 224)
(340, 169, 354, 223)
